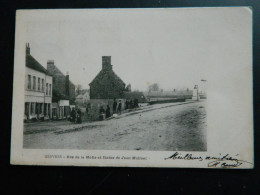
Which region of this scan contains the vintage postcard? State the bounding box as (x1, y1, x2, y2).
(11, 7, 253, 168)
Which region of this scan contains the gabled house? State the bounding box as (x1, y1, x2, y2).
(75, 89, 90, 106)
(47, 60, 76, 119)
(89, 56, 126, 99)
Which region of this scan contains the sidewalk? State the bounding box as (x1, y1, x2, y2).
(113, 100, 198, 119)
(24, 100, 199, 134)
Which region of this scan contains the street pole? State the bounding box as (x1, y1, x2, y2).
(197, 85, 199, 101)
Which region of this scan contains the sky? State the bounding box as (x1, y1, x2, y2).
(22, 8, 247, 92)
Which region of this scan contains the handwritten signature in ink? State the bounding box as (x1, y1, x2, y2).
(164, 152, 253, 168)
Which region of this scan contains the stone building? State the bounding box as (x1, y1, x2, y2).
(24, 43, 52, 121)
(47, 60, 75, 119)
(89, 56, 126, 99)
(88, 56, 126, 120)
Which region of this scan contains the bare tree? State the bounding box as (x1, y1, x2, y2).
(148, 83, 160, 92)
(75, 84, 83, 95)
(126, 84, 132, 92)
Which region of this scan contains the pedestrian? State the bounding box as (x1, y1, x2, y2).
(113, 98, 117, 114)
(106, 105, 111, 118)
(117, 100, 122, 114)
(125, 99, 129, 110)
(134, 98, 139, 108)
(70, 108, 76, 122)
(129, 99, 133, 109)
(76, 108, 82, 124)
(99, 106, 105, 120)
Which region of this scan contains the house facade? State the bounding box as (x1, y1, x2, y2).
(24, 43, 52, 121)
(47, 60, 76, 119)
(75, 89, 90, 106)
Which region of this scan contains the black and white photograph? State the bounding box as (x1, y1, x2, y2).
(11, 8, 253, 168)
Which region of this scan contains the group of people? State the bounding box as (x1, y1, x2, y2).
(125, 98, 139, 109)
(98, 99, 122, 121)
(98, 98, 139, 121)
(113, 99, 122, 114)
(99, 105, 111, 120)
(69, 107, 82, 124)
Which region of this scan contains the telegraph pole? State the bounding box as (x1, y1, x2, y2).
(197, 85, 199, 101)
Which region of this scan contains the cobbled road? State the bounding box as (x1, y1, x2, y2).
(23, 101, 207, 151)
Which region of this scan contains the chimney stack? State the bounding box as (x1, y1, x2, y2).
(47, 60, 54, 71)
(26, 43, 30, 55)
(47, 60, 54, 64)
(102, 56, 112, 70)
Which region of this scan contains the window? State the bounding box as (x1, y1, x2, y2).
(28, 75, 31, 89)
(38, 78, 40, 91)
(33, 76, 36, 90)
(42, 79, 44, 92)
(31, 103, 34, 114)
(46, 83, 48, 95)
(49, 84, 52, 96)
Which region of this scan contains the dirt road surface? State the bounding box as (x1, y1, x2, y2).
(23, 101, 207, 151)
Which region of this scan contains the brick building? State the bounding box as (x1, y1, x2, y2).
(24, 43, 53, 121)
(89, 56, 126, 99)
(47, 60, 75, 119)
(87, 56, 126, 120)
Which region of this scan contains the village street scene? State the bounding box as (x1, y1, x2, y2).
(23, 43, 207, 151)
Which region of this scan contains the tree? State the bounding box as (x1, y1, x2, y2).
(126, 84, 132, 92)
(148, 83, 160, 92)
(75, 84, 83, 95)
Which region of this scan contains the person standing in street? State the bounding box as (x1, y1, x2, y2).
(125, 99, 129, 110)
(129, 99, 133, 109)
(77, 108, 82, 124)
(117, 100, 122, 114)
(70, 108, 76, 123)
(113, 98, 117, 114)
(106, 105, 111, 118)
(99, 106, 105, 120)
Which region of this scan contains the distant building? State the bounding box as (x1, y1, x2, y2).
(124, 91, 148, 103)
(75, 89, 90, 106)
(47, 60, 75, 119)
(143, 89, 193, 102)
(24, 43, 52, 121)
(89, 56, 126, 99)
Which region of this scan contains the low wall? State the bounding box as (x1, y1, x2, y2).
(148, 98, 186, 105)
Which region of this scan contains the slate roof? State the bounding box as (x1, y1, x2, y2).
(26, 54, 51, 75)
(89, 68, 125, 86)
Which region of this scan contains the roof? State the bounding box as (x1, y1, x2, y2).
(76, 94, 84, 99)
(47, 62, 75, 86)
(26, 54, 51, 75)
(89, 69, 125, 86)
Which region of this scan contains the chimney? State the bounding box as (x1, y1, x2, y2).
(47, 60, 54, 71)
(26, 43, 30, 55)
(102, 56, 112, 70)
